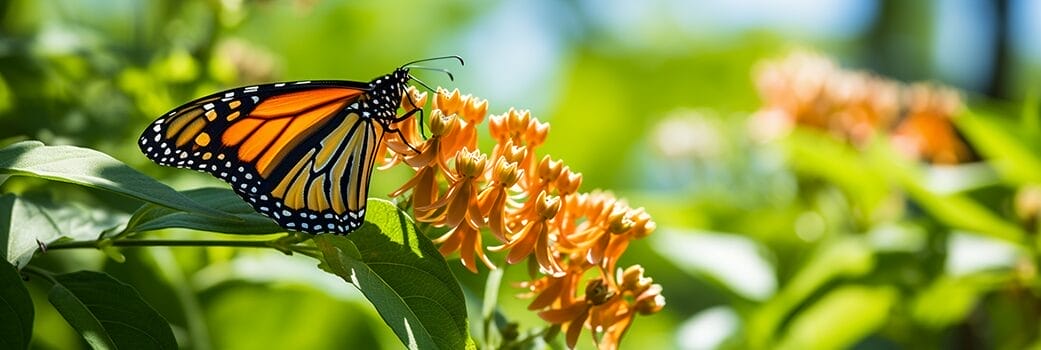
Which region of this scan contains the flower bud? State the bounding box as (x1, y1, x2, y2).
(507, 108, 532, 135)
(429, 110, 457, 136)
(536, 191, 561, 220)
(607, 206, 634, 234)
(537, 156, 564, 183)
(555, 169, 582, 194)
(488, 113, 508, 140)
(455, 148, 487, 178)
(463, 97, 488, 124)
(493, 158, 522, 187)
(620, 265, 653, 293)
(635, 288, 665, 315)
(527, 120, 550, 147)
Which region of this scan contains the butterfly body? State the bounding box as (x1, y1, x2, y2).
(139, 68, 413, 234)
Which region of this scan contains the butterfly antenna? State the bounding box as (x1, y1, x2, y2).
(408, 66, 455, 81)
(409, 75, 437, 92)
(401, 55, 465, 68)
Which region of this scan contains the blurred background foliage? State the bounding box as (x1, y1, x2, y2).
(2, 0, 1041, 348)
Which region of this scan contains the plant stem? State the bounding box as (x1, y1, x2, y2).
(46, 239, 277, 250)
(22, 265, 58, 285)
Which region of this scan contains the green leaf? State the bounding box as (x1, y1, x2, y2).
(202, 282, 393, 349)
(48, 271, 177, 350)
(747, 237, 874, 348)
(122, 188, 284, 235)
(776, 285, 897, 350)
(782, 130, 890, 214)
(0, 140, 236, 220)
(315, 199, 474, 350)
(956, 110, 1041, 185)
(911, 275, 991, 329)
(866, 139, 1026, 244)
(1, 194, 126, 267)
(0, 261, 33, 350)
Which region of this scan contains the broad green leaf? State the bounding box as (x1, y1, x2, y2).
(123, 187, 283, 235)
(0, 141, 236, 220)
(48, 271, 177, 350)
(866, 140, 1026, 244)
(782, 130, 890, 214)
(315, 199, 474, 350)
(1, 194, 126, 267)
(0, 261, 33, 350)
(956, 110, 1041, 185)
(910, 275, 1002, 329)
(776, 286, 897, 350)
(747, 237, 874, 348)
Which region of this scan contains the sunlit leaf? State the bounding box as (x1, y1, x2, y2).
(0, 141, 236, 220)
(956, 110, 1041, 185)
(48, 271, 177, 349)
(746, 237, 874, 348)
(911, 275, 997, 329)
(867, 139, 1026, 244)
(0, 261, 33, 350)
(315, 199, 474, 350)
(776, 286, 897, 349)
(1, 194, 125, 267)
(123, 187, 283, 235)
(782, 129, 890, 214)
(653, 229, 776, 301)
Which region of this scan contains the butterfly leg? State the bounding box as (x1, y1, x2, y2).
(402, 89, 428, 139)
(386, 108, 423, 154)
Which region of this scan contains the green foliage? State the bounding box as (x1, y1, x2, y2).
(0, 261, 33, 350)
(47, 271, 178, 349)
(315, 200, 474, 350)
(3, 0, 1041, 348)
(0, 141, 235, 220)
(776, 285, 897, 350)
(123, 187, 284, 236)
(0, 138, 472, 348)
(0, 194, 125, 268)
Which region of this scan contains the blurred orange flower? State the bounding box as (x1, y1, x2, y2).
(752, 51, 973, 164)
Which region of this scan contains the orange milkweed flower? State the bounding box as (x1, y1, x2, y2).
(489, 190, 566, 276)
(384, 87, 663, 349)
(478, 157, 523, 242)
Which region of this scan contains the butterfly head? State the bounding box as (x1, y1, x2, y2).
(371, 68, 411, 103)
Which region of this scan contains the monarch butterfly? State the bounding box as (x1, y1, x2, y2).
(139, 56, 462, 234)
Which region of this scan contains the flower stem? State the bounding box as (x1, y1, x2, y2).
(21, 265, 58, 285)
(45, 239, 276, 250)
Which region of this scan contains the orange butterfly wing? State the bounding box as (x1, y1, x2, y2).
(140, 80, 391, 233)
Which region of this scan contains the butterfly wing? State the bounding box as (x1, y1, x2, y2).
(139, 80, 385, 234)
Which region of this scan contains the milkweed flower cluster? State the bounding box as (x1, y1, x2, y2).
(751, 51, 971, 164)
(382, 87, 664, 349)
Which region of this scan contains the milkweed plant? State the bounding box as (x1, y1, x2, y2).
(0, 86, 662, 349)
